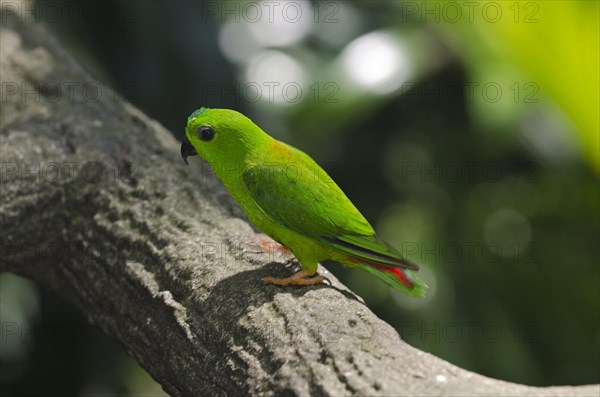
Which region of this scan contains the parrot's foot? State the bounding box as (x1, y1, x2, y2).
(263, 270, 324, 287)
(257, 234, 291, 254)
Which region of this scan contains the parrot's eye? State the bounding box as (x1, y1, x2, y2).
(196, 126, 215, 142)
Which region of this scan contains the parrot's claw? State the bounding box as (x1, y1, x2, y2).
(263, 270, 324, 287)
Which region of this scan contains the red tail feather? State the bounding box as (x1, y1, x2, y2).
(387, 267, 414, 289)
(350, 257, 415, 289)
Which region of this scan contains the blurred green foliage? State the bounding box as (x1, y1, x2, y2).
(444, 1, 599, 172)
(1, 0, 598, 395)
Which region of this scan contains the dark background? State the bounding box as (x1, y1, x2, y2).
(1, 0, 598, 395)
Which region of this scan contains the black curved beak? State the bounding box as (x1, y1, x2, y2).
(180, 136, 197, 165)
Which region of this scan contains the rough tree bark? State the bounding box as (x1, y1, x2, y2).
(0, 8, 598, 397)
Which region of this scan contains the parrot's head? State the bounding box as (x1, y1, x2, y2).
(181, 107, 268, 167)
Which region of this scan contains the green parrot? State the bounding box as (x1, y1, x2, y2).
(181, 107, 427, 297)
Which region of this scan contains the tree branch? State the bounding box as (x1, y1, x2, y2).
(0, 8, 597, 397)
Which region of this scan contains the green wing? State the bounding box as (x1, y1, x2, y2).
(242, 161, 418, 270)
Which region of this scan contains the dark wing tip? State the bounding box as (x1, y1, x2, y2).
(323, 236, 420, 271)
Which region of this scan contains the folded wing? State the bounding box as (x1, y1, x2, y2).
(243, 163, 418, 271)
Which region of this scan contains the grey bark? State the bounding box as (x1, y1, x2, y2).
(0, 8, 598, 397)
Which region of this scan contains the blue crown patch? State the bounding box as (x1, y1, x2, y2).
(188, 107, 209, 121)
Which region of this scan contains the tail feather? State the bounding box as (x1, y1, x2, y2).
(350, 257, 428, 297)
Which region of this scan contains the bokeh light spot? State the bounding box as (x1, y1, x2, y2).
(245, 50, 306, 105)
(247, 0, 312, 47)
(341, 31, 411, 94)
